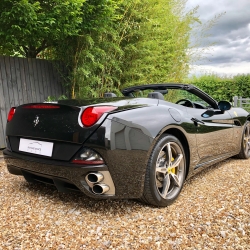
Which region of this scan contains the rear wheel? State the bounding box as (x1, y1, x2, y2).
(141, 134, 186, 207)
(235, 121, 250, 159)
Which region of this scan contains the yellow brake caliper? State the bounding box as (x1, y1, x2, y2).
(168, 157, 177, 174)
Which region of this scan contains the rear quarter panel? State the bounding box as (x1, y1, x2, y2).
(84, 105, 199, 197)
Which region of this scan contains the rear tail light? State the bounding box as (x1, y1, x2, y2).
(81, 106, 117, 127)
(72, 148, 104, 165)
(7, 107, 16, 122)
(23, 104, 60, 109)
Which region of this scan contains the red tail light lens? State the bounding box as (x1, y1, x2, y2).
(23, 104, 60, 109)
(81, 106, 117, 127)
(7, 107, 16, 122)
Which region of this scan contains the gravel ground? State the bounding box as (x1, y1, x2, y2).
(0, 155, 249, 250)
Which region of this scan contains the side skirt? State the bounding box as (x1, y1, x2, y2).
(194, 152, 238, 170)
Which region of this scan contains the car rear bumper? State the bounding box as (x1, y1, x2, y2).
(3, 149, 146, 199)
(3, 149, 119, 198)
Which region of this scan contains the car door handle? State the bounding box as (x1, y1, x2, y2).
(191, 118, 205, 125)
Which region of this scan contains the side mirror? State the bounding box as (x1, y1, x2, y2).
(201, 101, 232, 118)
(201, 110, 215, 118)
(218, 101, 231, 111)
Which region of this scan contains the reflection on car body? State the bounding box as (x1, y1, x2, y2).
(3, 83, 250, 207)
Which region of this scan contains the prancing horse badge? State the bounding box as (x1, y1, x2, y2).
(33, 116, 39, 127)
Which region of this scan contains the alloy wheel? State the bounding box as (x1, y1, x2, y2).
(243, 123, 250, 155)
(155, 142, 185, 200)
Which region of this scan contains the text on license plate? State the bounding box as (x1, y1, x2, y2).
(19, 138, 54, 157)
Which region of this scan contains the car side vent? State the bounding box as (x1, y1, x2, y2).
(147, 92, 164, 100)
(104, 93, 117, 98)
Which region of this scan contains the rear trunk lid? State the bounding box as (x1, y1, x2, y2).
(6, 98, 158, 160)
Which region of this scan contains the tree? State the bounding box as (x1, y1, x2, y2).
(54, 0, 123, 98)
(118, 0, 200, 86)
(55, 0, 199, 98)
(0, 0, 218, 98)
(0, 0, 84, 58)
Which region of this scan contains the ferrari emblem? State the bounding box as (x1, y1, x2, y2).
(234, 111, 238, 117)
(33, 116, 39, 127)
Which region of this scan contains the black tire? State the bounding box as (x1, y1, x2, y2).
(141, 134, 186, 207)
(235, 121, 250, 159)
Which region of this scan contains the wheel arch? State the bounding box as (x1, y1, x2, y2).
(162, 128, 190, 178)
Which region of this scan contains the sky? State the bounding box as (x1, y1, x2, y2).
(186, 0, 250, 76)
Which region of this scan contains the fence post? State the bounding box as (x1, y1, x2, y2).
(233, 96, 238, 107)
(239, 97, 242, 108)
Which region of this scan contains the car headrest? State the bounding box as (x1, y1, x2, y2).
(147, 92, 165, 100)
(104, 93, 117, 98)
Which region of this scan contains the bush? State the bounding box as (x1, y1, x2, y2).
(188, 74, 250, 102)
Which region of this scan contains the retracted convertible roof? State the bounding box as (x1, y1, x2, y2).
(122, 83, 218, 109)
(122, 83, 190, 96)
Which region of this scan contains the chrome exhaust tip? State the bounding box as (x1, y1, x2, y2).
(92, 184, 110, 194)
(86, 172, 104, 184)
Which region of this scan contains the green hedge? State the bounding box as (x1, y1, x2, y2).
(188, 74, 250, 102)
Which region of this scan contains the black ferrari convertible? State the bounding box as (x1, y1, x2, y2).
(3, 84, 250, 206)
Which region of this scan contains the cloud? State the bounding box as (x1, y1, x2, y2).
(187, 0, 250, 75)
(190, 61, 250, 76)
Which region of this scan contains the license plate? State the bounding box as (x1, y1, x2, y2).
(19, 138, 53, 157)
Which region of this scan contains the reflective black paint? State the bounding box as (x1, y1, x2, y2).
(3, 84, 250, 200)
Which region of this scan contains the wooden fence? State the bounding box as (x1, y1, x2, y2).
(0, 56, 67, 148)
(233, 96, 250, 111)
